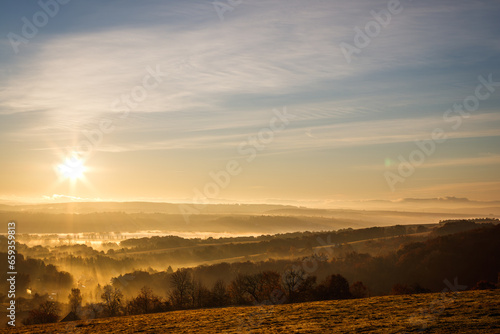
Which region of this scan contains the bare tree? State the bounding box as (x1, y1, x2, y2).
(68, 288, 82, 314)
(238, 271, 282, 304)
(127, 286, 163, 314)
(191, 279, 211, 308)
(211, 279, 230, 307)
(282, 267, 306, 302)
(260, 271, 283, 304)
(350, 281, 369, 298)
(101, 284, 123, 316)
(316, 274, 351, 300)
(241, 273, 261, 303)
(22, 301, 60, 325)
(228, 274, 251, 305)
(169, 269, 193, 309)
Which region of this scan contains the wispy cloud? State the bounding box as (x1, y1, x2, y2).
(1, 0, 499, 202)
(358, 153, 500, 171)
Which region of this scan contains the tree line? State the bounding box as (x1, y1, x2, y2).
(22, 267, 369, 325)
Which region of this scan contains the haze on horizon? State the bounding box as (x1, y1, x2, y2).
(1, 0, 500, 207)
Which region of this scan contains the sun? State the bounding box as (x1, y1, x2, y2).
(57, 154, 86, 180)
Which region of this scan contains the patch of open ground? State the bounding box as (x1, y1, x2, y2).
(2, 289, 499, 333)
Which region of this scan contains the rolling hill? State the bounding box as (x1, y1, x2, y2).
(1, 289, 498, 333)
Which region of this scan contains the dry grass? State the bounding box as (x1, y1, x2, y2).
(2, 289, 499, 333)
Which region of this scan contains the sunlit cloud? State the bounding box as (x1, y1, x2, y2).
(42, 194, 93, 201)
(1, 0, 499, 203)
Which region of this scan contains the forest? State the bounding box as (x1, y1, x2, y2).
(2, 223, 432, 290)
(0, 218, 498, 326)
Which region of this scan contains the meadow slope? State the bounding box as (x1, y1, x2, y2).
(2, 289, 499, 333)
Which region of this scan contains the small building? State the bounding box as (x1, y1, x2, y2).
(60, 311, 80, 322)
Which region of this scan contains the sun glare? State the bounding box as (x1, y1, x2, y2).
(57, 155, 86, 180)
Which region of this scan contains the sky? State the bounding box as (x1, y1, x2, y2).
(1, 0, 500, 206)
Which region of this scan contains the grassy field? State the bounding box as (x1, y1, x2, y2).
(2, 289, 499, 333)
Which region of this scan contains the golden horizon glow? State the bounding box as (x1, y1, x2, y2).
(1, 1, 500, 206)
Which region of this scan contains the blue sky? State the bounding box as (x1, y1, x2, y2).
(1, 0, 500, 205)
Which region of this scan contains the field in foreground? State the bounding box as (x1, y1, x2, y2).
(3, 289, 499, 333)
